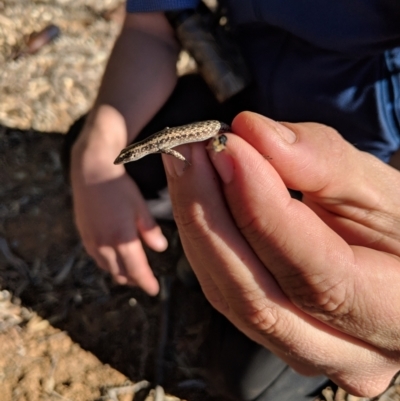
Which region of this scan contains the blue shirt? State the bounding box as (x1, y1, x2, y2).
(126, 0, 400, 161)
(126, 0, 199, 12)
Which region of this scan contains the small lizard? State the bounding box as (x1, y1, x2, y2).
(114, 120, 230, 165)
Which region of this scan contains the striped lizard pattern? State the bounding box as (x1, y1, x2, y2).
(114, 120, 230, 165)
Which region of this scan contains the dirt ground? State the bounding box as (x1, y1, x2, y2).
(1, 127, 400, 401)
(2, 0, 400, 399)
(0, 127, 223, 401)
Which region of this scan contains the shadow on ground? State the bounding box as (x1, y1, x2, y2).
(0, 126, 221, 401)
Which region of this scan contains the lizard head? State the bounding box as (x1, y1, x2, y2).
(114, 146, 145, 165)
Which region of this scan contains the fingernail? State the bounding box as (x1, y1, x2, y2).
(162, 146, 191, 177)
(155, 235, 168, 251)
(258, 115, 297, 144)
(210, 150, 234, 184)
(276, 122, 297, 144)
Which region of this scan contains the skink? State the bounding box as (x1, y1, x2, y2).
(114, 120, 230, 165)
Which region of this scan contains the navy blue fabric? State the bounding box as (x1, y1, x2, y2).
(126, 0, 400, 161)
(224, 0, 400, 56)
(127, 0, 400, 54)
(126, 0, 199, 12)
(234, 24, 400, 161)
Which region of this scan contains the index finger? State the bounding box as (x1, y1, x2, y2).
(162, 142, 399, 396)
(209, 114, 400, 351)
(231, 112, 400, 254)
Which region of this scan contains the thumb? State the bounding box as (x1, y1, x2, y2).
(232, 111, 376, 202)
(230, 111, 400, 254)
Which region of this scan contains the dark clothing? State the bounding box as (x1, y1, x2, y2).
(127, 0, 400, 161)
(223, 0, 400, 56)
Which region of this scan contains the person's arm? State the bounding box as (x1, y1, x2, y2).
(87, 12, 179, 144)
(74, 12, 179, 154)
(70, 12, 179, 295)
(162, 111, 400, 396)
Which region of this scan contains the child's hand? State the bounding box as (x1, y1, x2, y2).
(71, 106, 167, 295)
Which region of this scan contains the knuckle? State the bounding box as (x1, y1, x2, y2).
(243, 307, 281, 337)
(236, 214, 262, 237)
(84, 242, 108, 264)
(115, 242, 134, 258)
(320, 125, 349, 167)
(174, 202, 215, 242)
(124, 267, 142, 282)
(205, 292, 230, 315)
(289, 273, 354, 319)
(334, 373, 394, 398)
(228, 291, 284, 338)
(237, 212, 281, 251)
(96, 244, 114, 260)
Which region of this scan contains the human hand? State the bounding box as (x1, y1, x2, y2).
(71, 106, 167, 295)
(162, 111, 400, 396)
